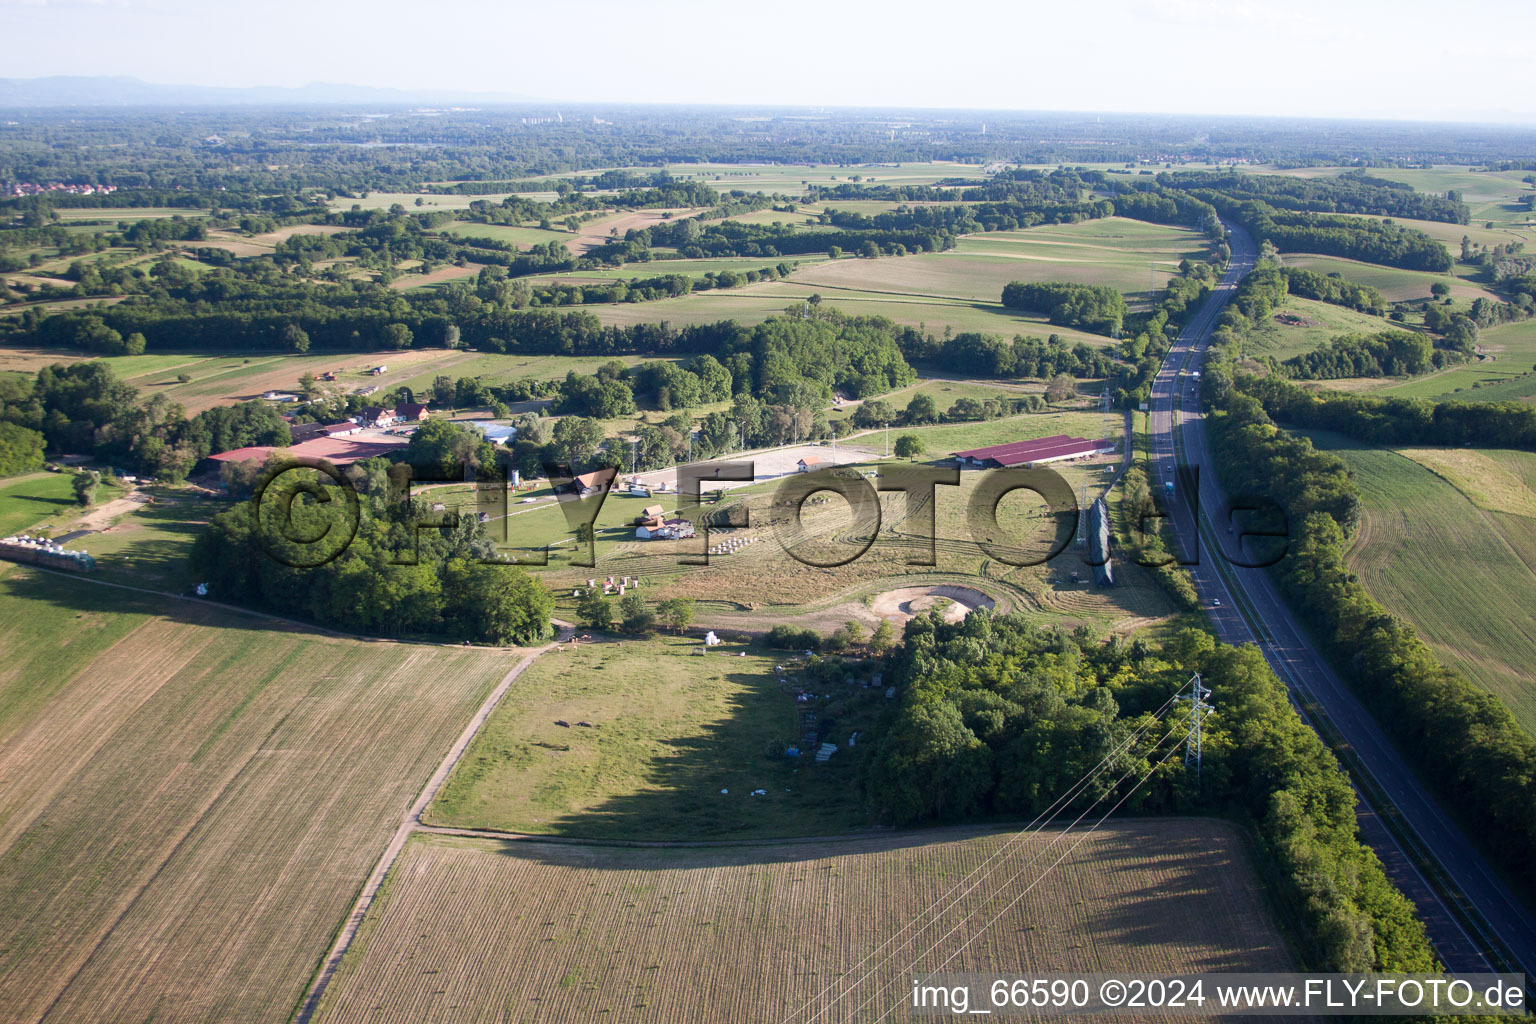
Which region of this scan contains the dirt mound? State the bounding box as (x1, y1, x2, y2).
(868, 585, 994, 624)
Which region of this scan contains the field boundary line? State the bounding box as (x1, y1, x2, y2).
(291, 632, 566, 1024)
(15, 564, 536, 652)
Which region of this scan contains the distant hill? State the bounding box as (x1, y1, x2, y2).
(0, 76, 541, 108)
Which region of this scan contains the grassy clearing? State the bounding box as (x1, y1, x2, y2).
(428, 636, 876, 840)
(1304, 431, 1536, 734)
(0, 570, 514, 1024)
(0, 472, 83, 535)
(866, 409, 1117, 457)
(1241, 295, 1406, 361)
(828, 378, 1039, 426)
(441, 220, 576, 247)
(316, 820, 1292, 1023)
(71, 488, 222, 590)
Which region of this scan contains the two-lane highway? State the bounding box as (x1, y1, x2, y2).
(1146, 222, 1536, 977)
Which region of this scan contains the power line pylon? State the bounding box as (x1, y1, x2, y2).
(1175, 672, 1213, 788)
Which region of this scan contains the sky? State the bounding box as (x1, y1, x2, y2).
(4, 0, 1533, 124)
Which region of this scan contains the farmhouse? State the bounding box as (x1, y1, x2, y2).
(635, 516, 696, 540)
(640, 504, 665, 521)
(954, 435, 1116, 469)
(358, 406, 395, 428)
(796, 456, 823, 472)
(569, 470, 612, 499)
(394, 401, 430, 423)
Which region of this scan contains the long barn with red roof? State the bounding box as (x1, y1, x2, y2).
(954, 434, 1116, 468)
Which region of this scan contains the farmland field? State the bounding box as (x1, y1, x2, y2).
(442, 221, 578, 248)
(510, 160, 996, 195)
(120, 348, 481, 413)
(1303, 432, 1536, 734)
(1280, 254, 1495, 303)
(314, 820, 1292, 1024)
(0, 569, 518, 1024)
(512, 217, 1211, 342)
(1321, 318, 1536, 401)
(580, 281, 1112, 343)
(793, 218, 1207, 306)
(1402, 318, 1536, 401)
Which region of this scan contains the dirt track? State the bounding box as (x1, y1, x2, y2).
(868, 584, 994, 623)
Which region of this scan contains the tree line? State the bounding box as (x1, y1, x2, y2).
(192, 467, 552, 645)
(1228, 375, 1536, 450)
(1162, 169, 1469, 224)
(860, 612, 1437, 972)
(1200, 198, 1452, 271)
(1001, 281, 1129, 335)
(1204, 377, 1536, 888)
(0, 361, 291, 478)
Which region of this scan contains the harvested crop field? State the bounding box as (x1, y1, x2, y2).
(570, 208, 708, 254)
(315, 819, 1292, 1023)
(389, 262, 484, 289)
(124, 347, 478, 413)
(792, 219, 1207, 305)
(0, 570, 516, 1024)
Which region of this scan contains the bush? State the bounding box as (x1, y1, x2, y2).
(766, 624, 820, 651)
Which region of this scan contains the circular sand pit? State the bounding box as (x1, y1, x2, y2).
(869, 585, 995, 624)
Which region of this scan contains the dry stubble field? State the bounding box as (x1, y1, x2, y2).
(315, 820, 1292, 1023)
(0, 568, 517, 1024)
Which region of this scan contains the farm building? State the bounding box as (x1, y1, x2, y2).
(291, 420, 361, 443)
(561, 470, 612, 499)
(796, 456, 823, 472)
(955, 435, 1116, 469)
(635, 516, 696, 540)
(1087, 497, 1113, 587)
(199, 434, 407, 473)
(394, 401, 430, 423)
(640, 504, 665, 521)
(464, 421, 516, 444)
(288, 421, 328, 443)
(358, 406, 395, 428)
